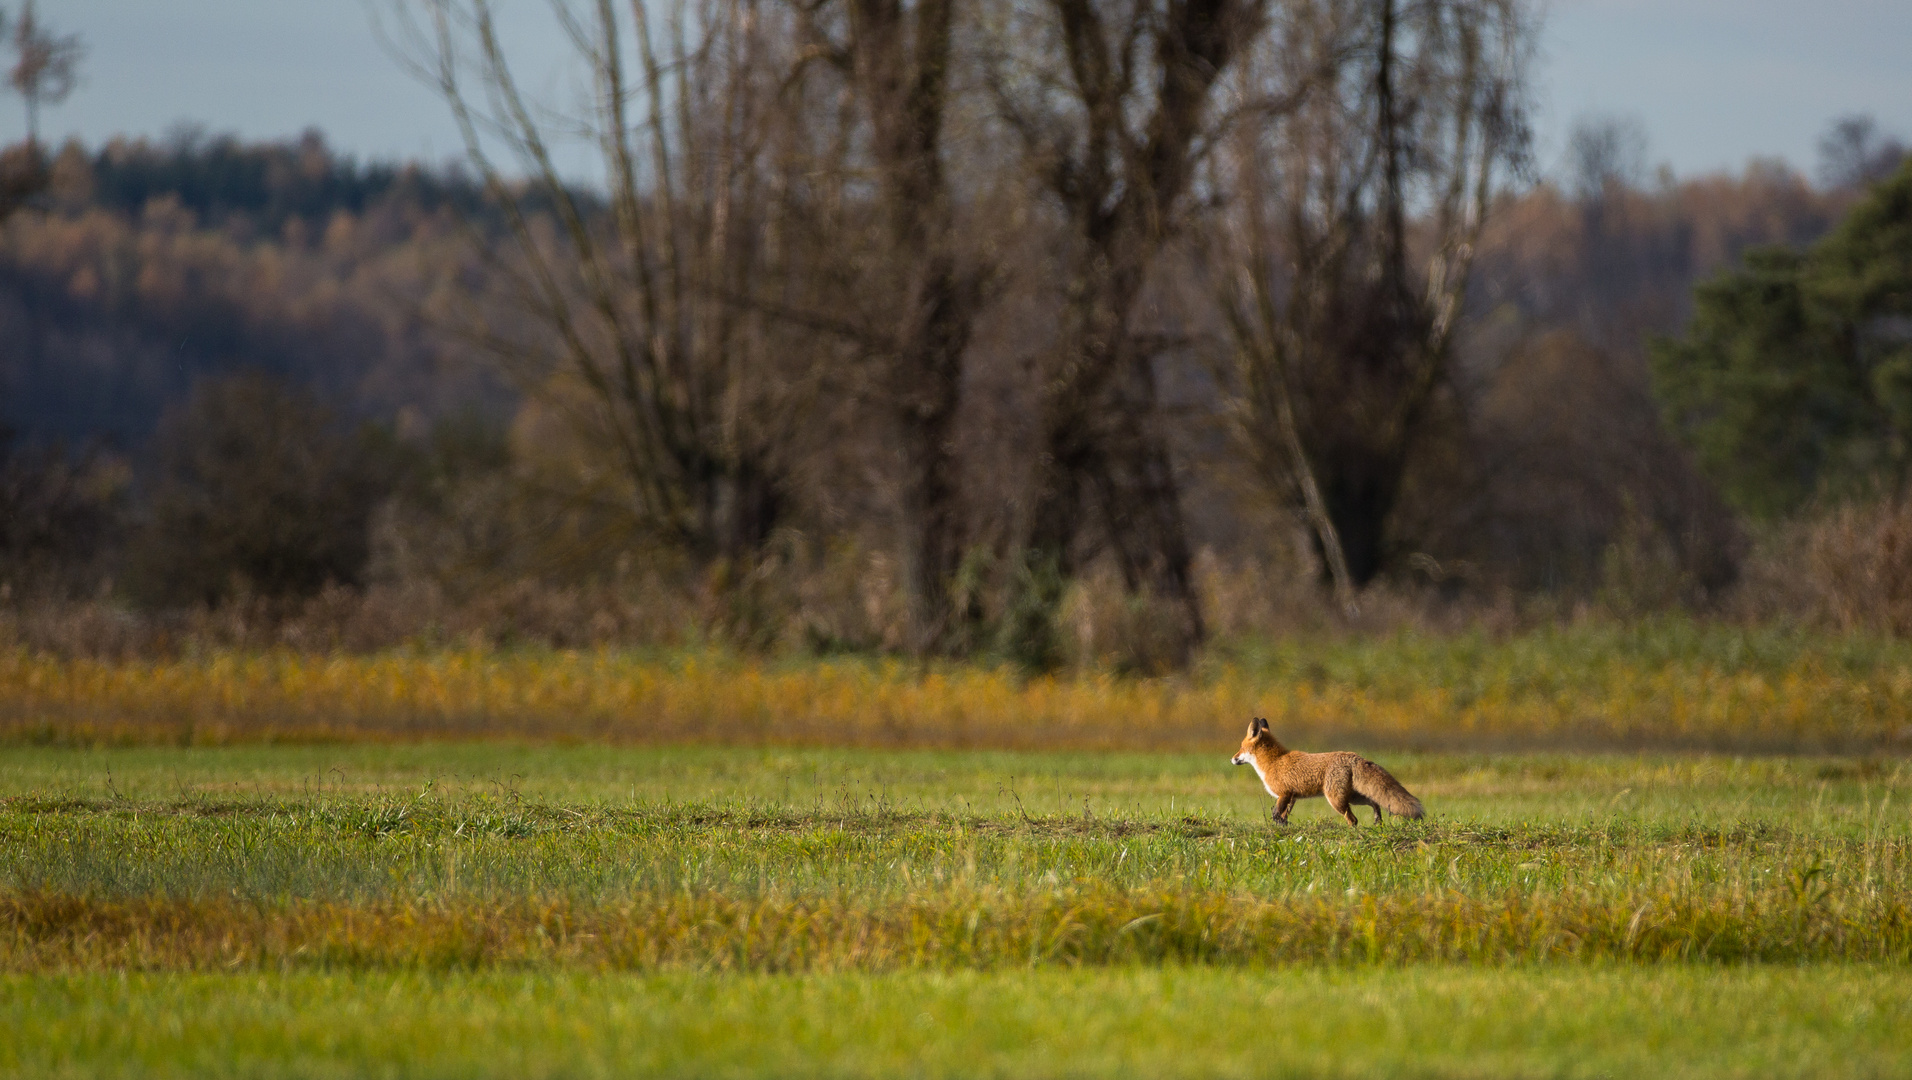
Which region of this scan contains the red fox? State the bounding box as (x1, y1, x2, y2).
(1231, 717, 1423, 827)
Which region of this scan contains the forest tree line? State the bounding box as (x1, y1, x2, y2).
(2, 0, 1909, 664)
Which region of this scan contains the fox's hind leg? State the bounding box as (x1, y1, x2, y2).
(1347, 794, 1382, 824)
(1360, 794, 1384, 823)
(1323, 770, 1361, 828)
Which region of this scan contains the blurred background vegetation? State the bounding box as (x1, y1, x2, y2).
(1, 0, 1909, 671)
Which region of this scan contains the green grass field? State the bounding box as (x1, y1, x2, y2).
(8, 966, 1912, 1079)
(4, 740, 1912, 1075)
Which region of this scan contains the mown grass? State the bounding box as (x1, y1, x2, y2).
(7, 739, 1912, 1076)
(9, 965, 1912, 1079)
(8, 619, 1912, 752)
(3, 745, 1908, 970)
(7, 617, 1911, 1075)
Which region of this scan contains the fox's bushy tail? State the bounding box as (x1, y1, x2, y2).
(1353, 760, 1424, 819)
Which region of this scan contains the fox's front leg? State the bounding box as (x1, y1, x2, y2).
(1271, 793, 1295, 825)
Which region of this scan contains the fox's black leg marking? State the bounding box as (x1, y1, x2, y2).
(1271, 793, 1295, 826)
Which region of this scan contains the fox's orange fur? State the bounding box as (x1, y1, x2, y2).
(1231, 717, 1424, 827)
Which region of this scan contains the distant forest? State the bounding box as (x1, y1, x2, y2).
(0, 131, 512, 448)
(3, 129, 1858, 437)
(69, 128, 492, 232)
(0, 134, 1854, 493)
(1, 107, 1907, 658)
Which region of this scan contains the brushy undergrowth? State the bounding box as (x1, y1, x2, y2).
(6, 619, 1912, 752)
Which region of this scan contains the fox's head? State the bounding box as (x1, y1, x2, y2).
(1231, 716, 1278, 765)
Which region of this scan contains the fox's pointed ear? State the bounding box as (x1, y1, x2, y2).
(1252, 717, 1269, 734)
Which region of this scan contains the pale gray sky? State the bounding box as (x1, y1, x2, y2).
(10, 0, 1912, 182)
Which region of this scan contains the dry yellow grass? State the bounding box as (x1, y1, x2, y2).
(4, 632, 1911, 751)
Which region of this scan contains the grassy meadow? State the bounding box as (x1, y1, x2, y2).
(6, 621, 1912, 1075)
(10, 966, 1912, 1079)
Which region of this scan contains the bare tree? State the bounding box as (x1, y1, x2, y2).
(1211, 0, 1531, 601)
(987, 0, 1275, 663)
(1817, 114, 1907, 192)
(4, 1, 82, 145)
(791, 0, 990, 654)
(1565, 113, 1646, 203)
(388, 0, 810, 564)
(0, 1, 78, 219)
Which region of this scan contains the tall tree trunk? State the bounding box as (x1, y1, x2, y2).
(1029, 264, 1204, 660)
(842, 0, 980, 654)
(1026, 405, 1097, 580)
(711, 456, 786, 563)
(992, 0, 1266, 664)
(893, 253, 976, 653)
(1092, 350, 1205, 651)
(1317, 452, 1401, 586)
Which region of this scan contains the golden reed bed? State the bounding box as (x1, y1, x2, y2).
(3, 648, 1909, 752)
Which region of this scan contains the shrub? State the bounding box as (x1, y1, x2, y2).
(126, 373, 400, 607)
(0, 430, 126, 601)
